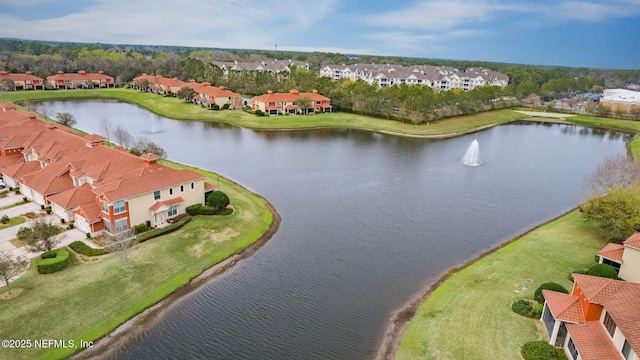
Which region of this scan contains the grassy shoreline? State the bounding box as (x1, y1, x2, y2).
(392, 110, 640, 359)
(0, 162, 278, 360)
(4, 88, 531, 137)
(394, 210, 607, 359)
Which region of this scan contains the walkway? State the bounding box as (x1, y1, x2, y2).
(0, 192, 103, 259)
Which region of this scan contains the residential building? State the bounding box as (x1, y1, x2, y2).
(251, 89, 332, 116)
(185, 81, 241, 109)
(600, 89, 640, 113)
(597, 232, 640, 282)
(0, 103, 214, 236)
(212, 59, 309, 76)
(0, 71, 45, 90)
(46, 70, 115, 89)
(319, 63, 509, 91)
(542, 274, 640, 360)
(131, 74, 186, 95)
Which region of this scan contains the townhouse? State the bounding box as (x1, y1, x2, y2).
(212, 59, 309, 77)
(251, 89, 332, 115)
(185, 81, 242, 109)
(597, 232, 640, 283)
(0, 103, 213, 236)
(46, 70, 115, 89)
(131, 74, 186, 95)
(541, 274, 639, 360)
(319, 63, 509, 91)
(0, 71, 46, 90)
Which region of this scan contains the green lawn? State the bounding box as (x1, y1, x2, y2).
(0, 166, 274, 360)
(396, 210, 608, 360)
(4, 89, 529, 137)
(0, 216, 25, 230)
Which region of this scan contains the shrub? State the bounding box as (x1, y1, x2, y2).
(137, 215, 191, 243)
(67, 223, 74, 229)
(41, 250, 58, 259)
(521, 340, 557, 360)
(69, 241, 108, 256)
(211, 104, 220, 110)
(45, 206, 52, 214)
(145, 220, 151, 228)
(14, 188, 20, 194)
(586, 263, 618, 279)
(511, 299, 532, 317)
(222, 103, 230, 110)
(254, 109, 263, 116)
(534, 282, 569, 303)
(41, 204, 45, 210)
(207, 191, 230, 210)
(0, 215, 9, 224)
(531, 303, 544, 319)
(86, 232, 91, 239)
(217, 207, 233, 216)
(60, 218, 66, 224)
(133, 223, 149, 234)
(186, 203, 203, 216)
(199, 206, 218, 215)
(36, 248, 69, 274)
(511, 299, 543, 318)
(22, 196, 27, 201)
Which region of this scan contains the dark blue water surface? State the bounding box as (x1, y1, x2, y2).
(42, 100, 631, 359)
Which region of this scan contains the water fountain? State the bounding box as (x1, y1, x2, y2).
(461, 139, 481, 166)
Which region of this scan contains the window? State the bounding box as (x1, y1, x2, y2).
(180, 185, 184, 192)
(103, 219, 111, 233)
(567, 338, 578, 360)
(276, 102, 282, 106)
(191, 182, 194, 190)
(623, 340, 635, 360)
(113, 200, 126, 214)
(316, 101, 321, 105)
(153, 190, 161, 201)
(169, 188, 173, 195)
(603, 312, 616, 337)
(115, 219, 128, 233)
(168, 205, 177, 217)
(102, 200, 108, 213)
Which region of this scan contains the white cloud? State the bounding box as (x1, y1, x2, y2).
(364, 0, 494, 31)
(0, 0, 338, 49)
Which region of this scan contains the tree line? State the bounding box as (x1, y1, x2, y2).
(2, 39, 639, 123)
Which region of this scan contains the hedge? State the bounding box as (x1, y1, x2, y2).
(586, 263, 618, 279)
(534, 282, 569, 303)
(511, 299, 543, 319)
(521, 340, 558, 360)
(68, 241, 109, 256)
(137, 215, 192, 243)
(185, 204, 233, 216)
(133, 223, 149, 234)
(36, 248, 70, 274)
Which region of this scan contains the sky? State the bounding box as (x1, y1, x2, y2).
(0, 0, 639, 69)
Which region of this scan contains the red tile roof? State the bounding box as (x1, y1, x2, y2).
(149, 196, 184, 211)
(252, 89, 330, 104)
(48, 183, 96, 209)
(624, 232, 640, 249)
(3, 161, 41, 180)
(543, 290, 585, 323)
(573, 274, 640, 352)
(75, 202, 102, 224)
(597, 243, 625, 263)
(204, 182, 218, 191)
(0, 71, 44, 82)
(566, 321, 624, 360)
(47, 70, 114, 82)
(92, 164, 203, 202)
(132, 74, 185, 88)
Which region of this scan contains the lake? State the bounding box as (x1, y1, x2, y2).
(42, 100, 630, 359)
